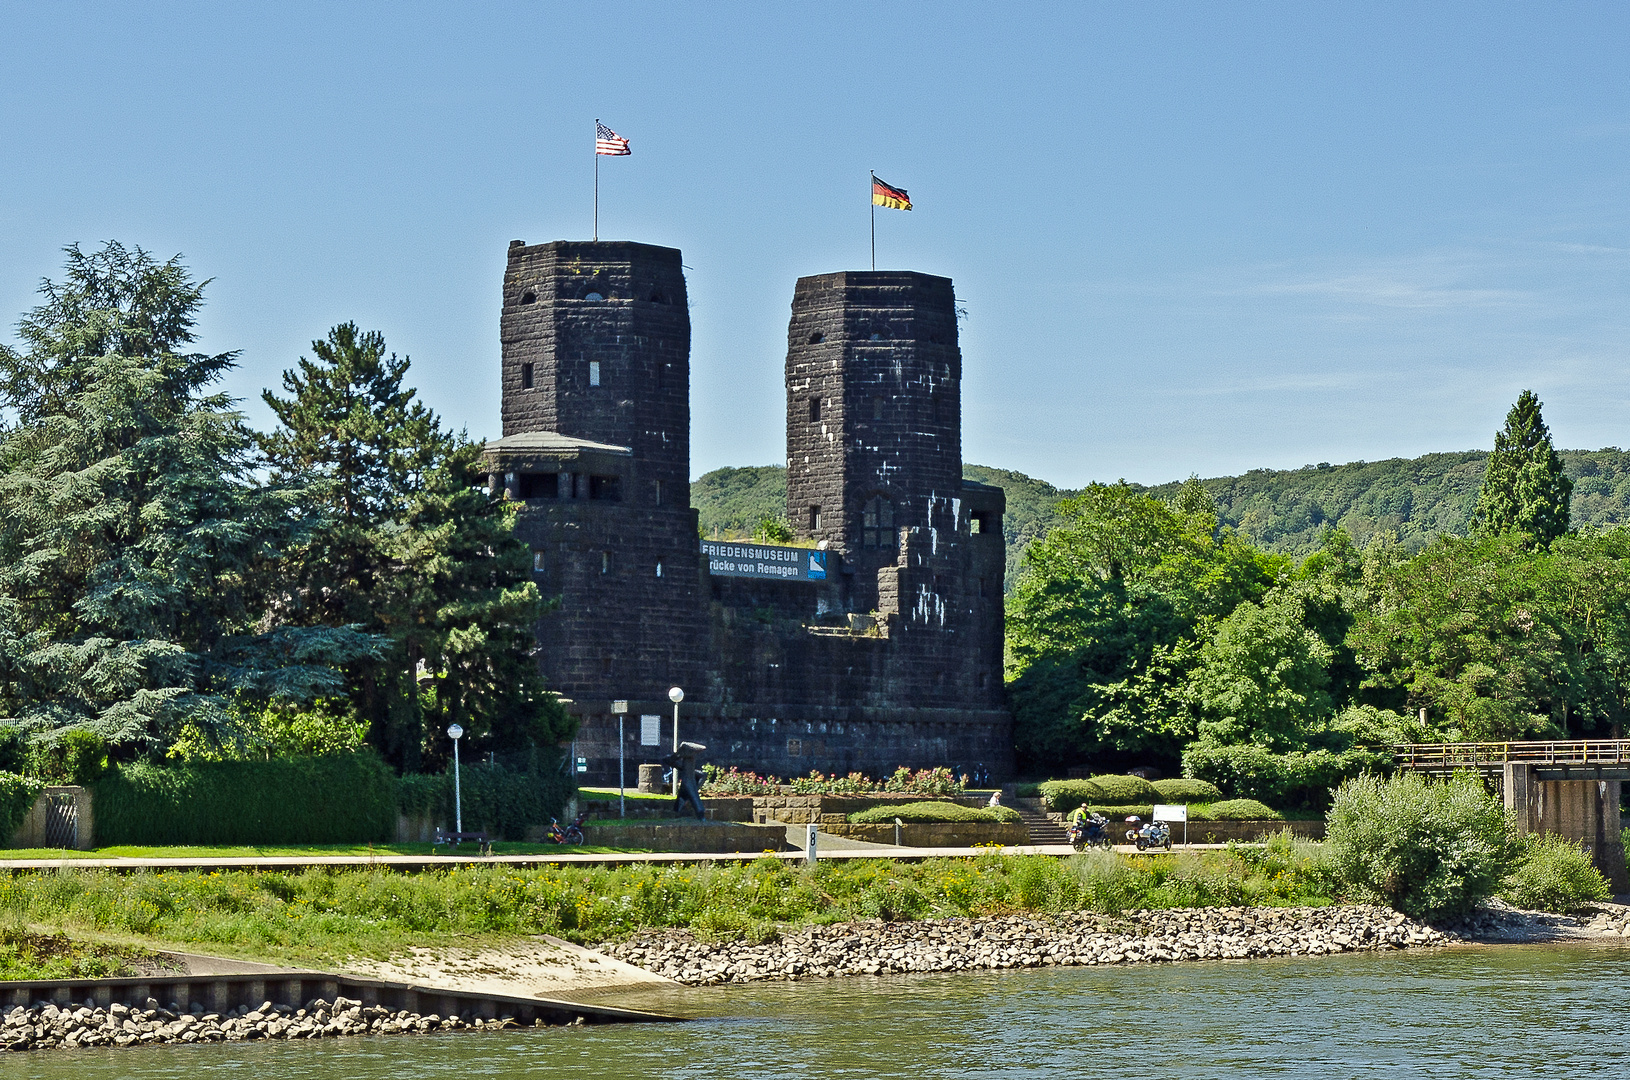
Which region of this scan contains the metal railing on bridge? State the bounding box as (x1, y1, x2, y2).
(1396, 740, 1630, 775)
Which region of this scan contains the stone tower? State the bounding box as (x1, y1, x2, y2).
(784, 271, 966, 613)
(486, 240, 704, 702)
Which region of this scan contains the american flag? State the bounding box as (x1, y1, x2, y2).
(596, 122, 630, 156)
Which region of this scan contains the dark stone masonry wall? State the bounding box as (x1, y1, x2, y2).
(485, 243, 1013, 783)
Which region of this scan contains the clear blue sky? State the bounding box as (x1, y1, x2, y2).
(2, 3, 1626, 487)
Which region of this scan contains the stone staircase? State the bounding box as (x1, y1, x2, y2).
(1010, 797, 1069, 845)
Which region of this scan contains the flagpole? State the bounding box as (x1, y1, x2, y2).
(870, 171, 876, 271)
(594, 119, 600, 242)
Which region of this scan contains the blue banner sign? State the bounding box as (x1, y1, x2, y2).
(701, 540, 828, 582)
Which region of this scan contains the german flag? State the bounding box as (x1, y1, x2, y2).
(872, 174, 912, 211)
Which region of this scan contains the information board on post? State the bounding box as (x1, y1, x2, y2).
(1153, 803, 1187, 848)
(701, 540, 828, 582)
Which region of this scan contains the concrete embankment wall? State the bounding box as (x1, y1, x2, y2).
(0, 969, 670, 1026)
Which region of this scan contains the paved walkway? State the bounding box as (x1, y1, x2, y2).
(0, 842, 1233, 872)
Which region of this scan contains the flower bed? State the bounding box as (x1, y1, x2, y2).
(701, 766, 966, 798)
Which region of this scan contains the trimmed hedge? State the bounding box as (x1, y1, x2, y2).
(1181, 744, 1388, 810)
(1152, 778, 1224, 803)
(1194, 798, 1281, 821)
(1036, 776, 1163, 812)
(1088, 774, 1161, 803)
(0, 772, 45, 841)
(1036, 780, 1106, 812)
(397, 762, 574, 840)
(93, 753, 397, 845)
(849, 801, 1021, 825)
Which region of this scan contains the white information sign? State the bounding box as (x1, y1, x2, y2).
(640, 715, 661, 747)
(1153, 804, 1188, 822)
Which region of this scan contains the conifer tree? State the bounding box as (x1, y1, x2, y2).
(0, 243, 380, 754)
(259, 323, 446, 628)
(260, 325, 572, 770)
(1475, 390, 1572, 547)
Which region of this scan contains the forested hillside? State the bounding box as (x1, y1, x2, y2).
(693, 449, 1630, 590)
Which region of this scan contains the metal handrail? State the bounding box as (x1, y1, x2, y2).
(1395, 740, 1630, 768)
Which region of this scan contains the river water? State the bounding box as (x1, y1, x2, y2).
(8, 943, 1629, 1079)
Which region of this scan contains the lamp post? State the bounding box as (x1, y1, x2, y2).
(668, 686, 684, 796)
(447, 724, 464, 835)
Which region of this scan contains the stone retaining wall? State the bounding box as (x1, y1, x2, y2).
(1166, 820, 1324, 843)
(581, 822, 789, 852)
(819, 821, 1030, 847)
(740, 793, 985, 825)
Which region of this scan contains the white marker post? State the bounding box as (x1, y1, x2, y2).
(613, 700, 629, 818)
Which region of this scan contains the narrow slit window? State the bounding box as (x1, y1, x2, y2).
(601, 551, 611, 575)
(808, 397, 821, 423)
(655, 560, 663, 578)
(653, 479, 663, 506)
(588, 361, 601, 386)
(533, 550, 546, 573)
(521, 362, 534, 389)
(809, 505, 821, 531)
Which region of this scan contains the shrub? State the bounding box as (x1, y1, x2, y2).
(848, 801, 1020, 825)
(882, 767, 965, 796)
(1500, 834, 1610, 912)
(1152, 778, 1224, 803)
(1182, 743, 1388, 810)
(0, 772, 45, 841)
(93, 753, 398, 845)
(1326, 771, 1510, 920)
(1194, 798, 1281, 821)
(0, 727, 26, 775)
(27, 730, 109, 785)
(1036, 779, 1107, 812)
(1087, 774, 1161, 803)
(776, 767, 967, 797)
(700, 766, 782, 796)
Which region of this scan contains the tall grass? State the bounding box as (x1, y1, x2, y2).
(0, 842, 1337, 964)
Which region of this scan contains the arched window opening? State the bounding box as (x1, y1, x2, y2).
(519, 291, 537, 305)
(862, 496, 896, 550)
(868, 332, 882, 341)
(584, 291, 604, 302)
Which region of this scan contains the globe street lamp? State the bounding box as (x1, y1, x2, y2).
(447, 724, 464, 836)
(668, 686, 684, 796)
